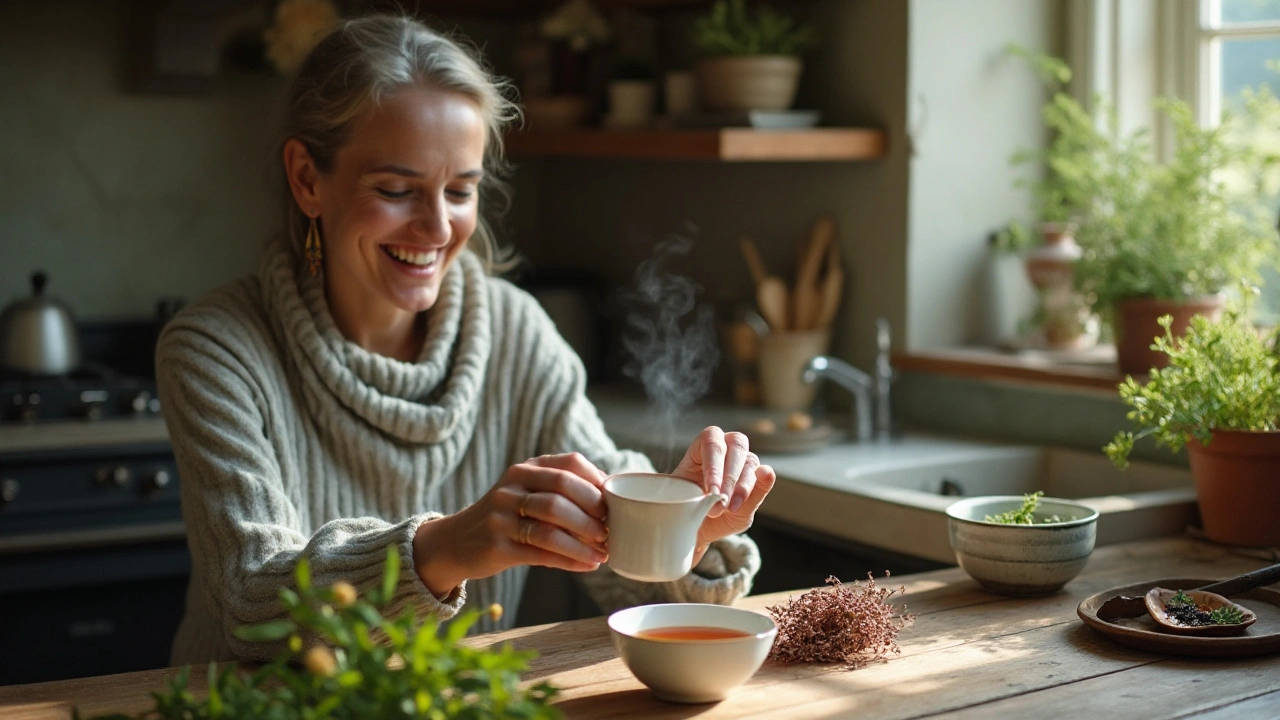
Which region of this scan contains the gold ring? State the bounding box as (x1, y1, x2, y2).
(519, 519, 536, 545)
(518, 494, 533, 519)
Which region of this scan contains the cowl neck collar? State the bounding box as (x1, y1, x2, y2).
(260, 241, 491, 444)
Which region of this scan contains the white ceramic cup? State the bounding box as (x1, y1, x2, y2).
(604, 473, 728, 582)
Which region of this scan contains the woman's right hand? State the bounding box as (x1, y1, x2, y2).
(411, 453, 611, 598)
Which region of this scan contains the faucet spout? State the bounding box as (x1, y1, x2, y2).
(802, 356, 874, 441)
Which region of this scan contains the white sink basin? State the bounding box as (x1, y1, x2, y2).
(759, 436, 1195, 565)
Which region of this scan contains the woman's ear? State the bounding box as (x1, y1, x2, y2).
(283, 138, 321, 215)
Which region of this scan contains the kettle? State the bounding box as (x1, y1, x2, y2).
(0, 272, 82, 375)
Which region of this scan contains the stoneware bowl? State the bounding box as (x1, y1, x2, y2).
(945, 496, 1099, 596)
(608, 603, 777, 704)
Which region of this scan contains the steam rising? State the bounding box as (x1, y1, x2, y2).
(617, 226, 720, 465)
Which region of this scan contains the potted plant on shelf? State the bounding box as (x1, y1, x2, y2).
(997, 46, 1106, 351)
(690, 0, 818, 113)
(1071, 92, 1280, 374)
(1105, 284, 1280, 548)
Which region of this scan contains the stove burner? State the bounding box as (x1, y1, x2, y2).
(1, 363, 160, 424)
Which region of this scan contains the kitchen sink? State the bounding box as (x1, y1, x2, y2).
(758, 435, 1196, 565)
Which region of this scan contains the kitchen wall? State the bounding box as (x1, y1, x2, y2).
(0, 1, 281, 321)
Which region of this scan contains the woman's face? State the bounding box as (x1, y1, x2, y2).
(300, 86, 487, 319)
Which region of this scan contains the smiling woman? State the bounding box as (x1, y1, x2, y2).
(155, 13, 777, 669)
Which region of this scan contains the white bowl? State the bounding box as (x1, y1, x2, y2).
(945, 496, 1099, 596)
(608, 603, 777, 703)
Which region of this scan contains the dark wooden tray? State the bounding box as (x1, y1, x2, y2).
(1078, 577, 1280, 658)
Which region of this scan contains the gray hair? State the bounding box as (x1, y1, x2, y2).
(276, 14, 521, 274)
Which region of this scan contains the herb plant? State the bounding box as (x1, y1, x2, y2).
(983, 491, 1066, 524)
(996, 46, 1106, 253)
(1105, 284, 1280, 469)
(691, 0, 818, 57)
(79, 547, 559, 720)
(766, 574, 914, 669)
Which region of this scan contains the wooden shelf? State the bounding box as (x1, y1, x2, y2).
(504, 127, 887, 161)
(893, 346, 1134, 393)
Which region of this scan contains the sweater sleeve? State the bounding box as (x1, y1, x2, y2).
(157, 315, 465, 661)
(524, 299, 761, 611)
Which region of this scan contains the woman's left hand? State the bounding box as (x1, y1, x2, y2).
(669, 426, 777, 553)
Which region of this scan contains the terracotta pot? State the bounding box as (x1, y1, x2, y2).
(1114, 295, 1225, 376)
(1187, 430, 1280, 547)
(694, 56, 802, 112)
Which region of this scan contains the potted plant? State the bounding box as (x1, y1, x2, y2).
(1105, 285, 1280, 547)
(1071, 92, 1280, 374)
(997, 47, 1106, 350)
(690, 0, 818, 113)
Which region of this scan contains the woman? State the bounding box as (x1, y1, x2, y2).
(157, 14, 776, 665)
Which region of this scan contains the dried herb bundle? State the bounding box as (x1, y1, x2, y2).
(766, 574, 914, 669)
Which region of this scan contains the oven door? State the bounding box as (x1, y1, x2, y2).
(0, 440, 189, 686)
(0, 537, 190, 686)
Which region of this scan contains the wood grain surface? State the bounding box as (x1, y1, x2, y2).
(2, 537, 1278, 719)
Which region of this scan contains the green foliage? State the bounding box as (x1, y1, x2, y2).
(1073, 94, 1280, 314)
(1000, 48, 1280, 311)
(1000, 45, 1104, 248)
(1105, 284, 1280, 469)
(1210, 605, 1246, 625)
(690, 0, 818, 57)
(1168, 591, 1194, 607)
(983, 491, 1066, 524)
(78, 547, 559, 720)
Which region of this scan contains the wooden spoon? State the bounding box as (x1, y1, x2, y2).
(792, 215, 834, 331)
(814, 239, 844, 329)
(1096, 561, 1280, 621)
(1143, 587, 1258, 636)
(738, 236, 767, 289)
(757, 276, 789, 333)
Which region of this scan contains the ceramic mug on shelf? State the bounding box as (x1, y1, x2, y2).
(604, 473, 727, 582)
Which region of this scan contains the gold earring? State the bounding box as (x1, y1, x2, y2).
(305, 216, 323, 277)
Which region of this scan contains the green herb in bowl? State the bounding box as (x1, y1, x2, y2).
(983, 492, 1067, 524)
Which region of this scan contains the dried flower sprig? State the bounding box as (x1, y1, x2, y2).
(766, 574, 914, 669)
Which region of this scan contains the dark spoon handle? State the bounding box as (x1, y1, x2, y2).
(1198, 562, 1280, 597)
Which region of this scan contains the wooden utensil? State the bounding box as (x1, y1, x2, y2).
(814, 239, 844, 329)
(757, 276, 789, 333)
(791, 216, 834, 331)
(738, 236, 767, 289)
(1143, 587, 1258, 636)
(1096, 562, 1280, 620)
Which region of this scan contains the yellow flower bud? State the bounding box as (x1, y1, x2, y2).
(303, 646, 337, 677)
(487, 603, 503, 622)
(332, 581, 357, 608)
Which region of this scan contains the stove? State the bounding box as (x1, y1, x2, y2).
(0, 322, 189, 686)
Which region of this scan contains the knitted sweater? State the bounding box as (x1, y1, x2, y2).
(157, 242, 761, 665)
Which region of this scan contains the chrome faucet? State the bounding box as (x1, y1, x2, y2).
(801, 317, 896, 441)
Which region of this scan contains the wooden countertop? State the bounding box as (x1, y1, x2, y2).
(3, 537, 1278, 719)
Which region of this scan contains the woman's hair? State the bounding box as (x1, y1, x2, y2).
(276, 14, 521, 274)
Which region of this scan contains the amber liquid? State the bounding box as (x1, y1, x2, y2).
(634, 626, 752, 642)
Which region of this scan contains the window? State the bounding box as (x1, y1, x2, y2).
(1194, 0, 1280, 315)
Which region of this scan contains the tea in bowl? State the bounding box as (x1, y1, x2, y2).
(946, 495, 1099, 596)
(608, 603, 777, 703)
(604, 473, 728, 582)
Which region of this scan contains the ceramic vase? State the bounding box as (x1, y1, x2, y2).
(1023, 223, 1095, 350)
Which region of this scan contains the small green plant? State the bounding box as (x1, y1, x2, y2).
(984, 491, 1066, 524)
(1168, 590, 1194, 607)
(1105, 284, 1280, 469)
(1210, 605, 1246, 625)
(79, 547, 559, 720)
(691, 0, 818, 57)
